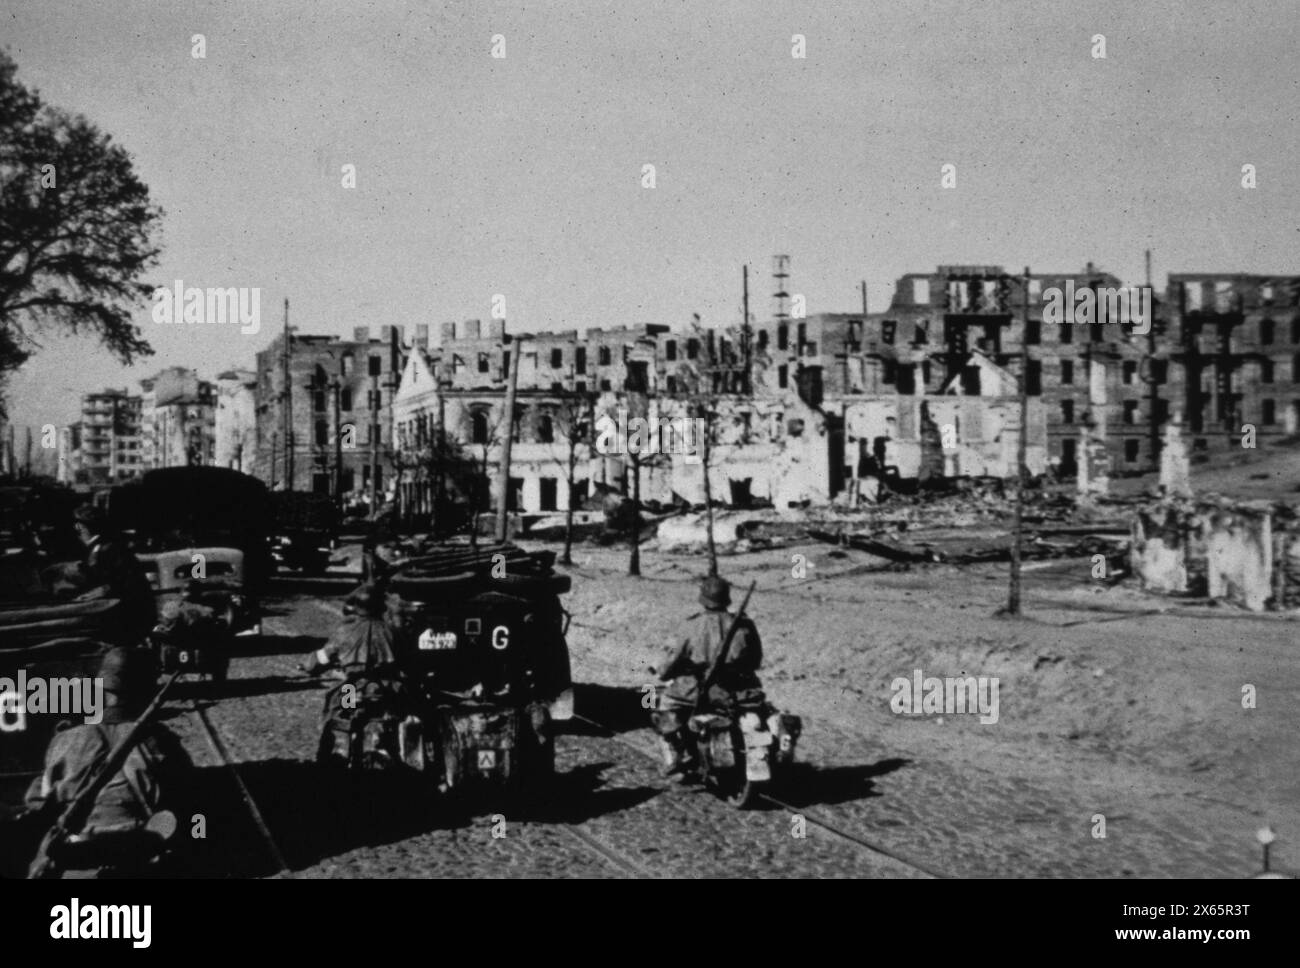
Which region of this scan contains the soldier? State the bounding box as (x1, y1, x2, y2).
(361, 510, 400, 583)
(301, 582, 401, 678)
(24, 646, 191, 877)
(308, 583, 408, 769)
(155, 580, 223, 642)
(72, 505, 155, 641)
(652, 576, 766, 780)
(154, 579, 231, 681)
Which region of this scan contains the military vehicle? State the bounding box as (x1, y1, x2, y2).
(102, 468, 271, 680)
(104, 467, 272, 614)
(318, 541, 573, 803)
(269, 491, 340, 576)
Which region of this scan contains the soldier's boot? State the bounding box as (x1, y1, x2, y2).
(657, 728, 699, 780)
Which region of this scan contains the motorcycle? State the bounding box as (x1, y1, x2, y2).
(652, 682, 802, 809)
(316, 670, 554, 804)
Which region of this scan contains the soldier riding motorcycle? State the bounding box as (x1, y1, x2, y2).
(309, 582, 414, 770)
(650, 577, 801, 807)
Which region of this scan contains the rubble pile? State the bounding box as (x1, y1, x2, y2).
(1128, 494, 1300, 611)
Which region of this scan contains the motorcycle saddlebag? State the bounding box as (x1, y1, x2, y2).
(767, 711, 803, 766)
(439, 705, 521, 791)
(688, 713, 735, 771)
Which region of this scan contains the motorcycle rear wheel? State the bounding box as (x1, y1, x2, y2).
(726, 778, 764, 809)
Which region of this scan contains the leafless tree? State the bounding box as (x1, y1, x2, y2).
(548, 391, 594, 566)
(669, 321, 767, 577)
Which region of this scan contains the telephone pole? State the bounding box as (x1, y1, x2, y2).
(281, 297, 293, 491)
(369, 368, 379, 520)
(742, 264, 751, 394)
(495, 332, 522, 542)
(331, 375, 343, 511)
(1006, 266, 1031, 616)
(1146, 249, 1161, 470)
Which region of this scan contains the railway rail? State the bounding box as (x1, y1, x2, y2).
(570, 711, 949, 880)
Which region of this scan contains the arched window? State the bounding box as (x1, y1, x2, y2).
(471, 410, 489, 445)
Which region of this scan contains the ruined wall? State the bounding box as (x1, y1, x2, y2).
(1201, 507, 1272, 612)
(1131, 501, 1276, 611)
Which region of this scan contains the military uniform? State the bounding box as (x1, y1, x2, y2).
(317, 614, 400, 674)
(24, 647, 191, 877)
(25, 713, 191, 836)
(312, 586, 408, 767)
(658, 609, 765, 713)
(80, 536, 156, 639)
(155, 595, 224, 645)
(653, 577, 768, 777)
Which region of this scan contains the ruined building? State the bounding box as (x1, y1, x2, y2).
(252, 327, 406, 497)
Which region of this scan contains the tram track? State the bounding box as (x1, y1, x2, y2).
(570, 711, 948, 879)
(187, 698, 293, 878)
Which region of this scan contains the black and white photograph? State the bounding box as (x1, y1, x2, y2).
(0, 0, 1294, 934)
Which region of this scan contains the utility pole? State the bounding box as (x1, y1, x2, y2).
(495, 332, 522, 542)
(369, 369, 379, 520)
(270, 430, 278, 489)
(386, 327, 401, 518)
(1145, 249, 1161, 471)
(861, 279, 868, 316)
(1007, 265, 1031, 617)
(282, 298, 293, 491)
(434, 391, 446, 531)
(742, 264, 751, 394)
(331, 375, 343, 512)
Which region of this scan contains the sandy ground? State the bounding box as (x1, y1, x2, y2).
(540, 535, 1299, 877)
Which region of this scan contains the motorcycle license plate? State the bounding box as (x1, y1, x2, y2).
(418, 630, 457, 651)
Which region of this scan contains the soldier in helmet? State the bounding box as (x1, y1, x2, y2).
(308, 583, 408, 769)
(24, 646, 192, 877)
(301, 582, 401, 678)
(652, 576, 766, 780)
(72, 505, 155, 641)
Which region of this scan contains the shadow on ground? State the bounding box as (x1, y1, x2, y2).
(163, 674, 325, 706)
(177, 758, 465, 877)
(772, 757, 911, 809)
(559, 682, 651, 735)
(228, 632, 325, 659)
(267, 575, 361, 598)
(508, 760, 660, 824)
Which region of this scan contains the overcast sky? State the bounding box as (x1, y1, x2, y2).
(4, 0, 1298, 435)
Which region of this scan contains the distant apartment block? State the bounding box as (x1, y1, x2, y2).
(67, 389, 143, 486)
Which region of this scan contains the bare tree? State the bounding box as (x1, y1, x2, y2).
(392, 412, 481, 537)
(466, 403, 506, 544)
(548, 391, 594, 566)
(669, 321, 767, 577)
